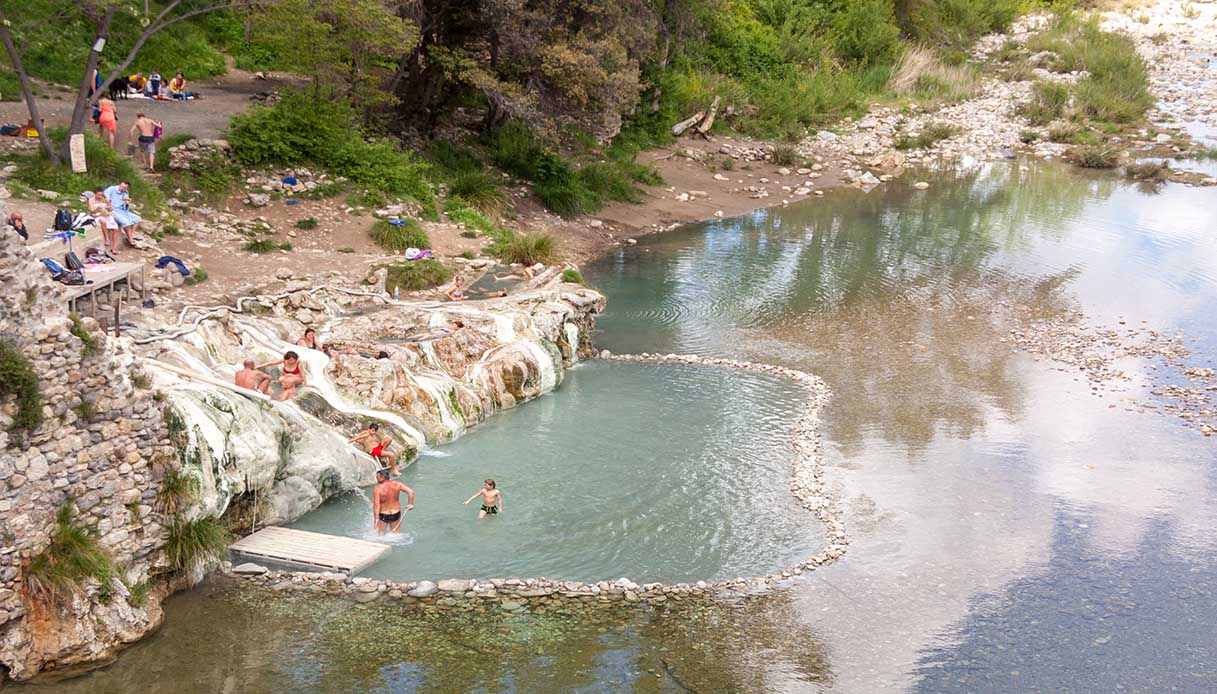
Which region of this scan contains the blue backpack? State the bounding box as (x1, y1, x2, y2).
(42, 257, 66, 276)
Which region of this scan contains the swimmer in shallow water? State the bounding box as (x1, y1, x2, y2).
(372, 469, 414, 534)
(463, 478, 502, 519)
(446, 275, 506, 301)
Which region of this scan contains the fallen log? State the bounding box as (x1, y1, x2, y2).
(671, 111, 704, 137)
(695, 96, 721, 138)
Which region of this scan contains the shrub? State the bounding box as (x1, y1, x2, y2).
(187, 150, 240, 198)
(908, 0, 1027, 49)
(0, 70, 21, 102)
(294, 217, 319, 230)
(577, 162, 643, 204)
(561, 268, 586, 285)
(1026, 17, 1152, 124)
(380, 260, 452, 293)
(0, 339, 42, 434)
(1019, 129, 1040, 144)
(894, 122, 958, 150)
(293, 181, 347, 200)
(1124, 160, 1170, 181)
(771, 144, 799, 166)
(1019, 81, 1071, 126)
(460, 230, 478, 239)
(25, 505, 116, 604)
(164, 517, 230, 573)
(534, 177, 599, 217)
(487, 121, 556, 181)
(184, 268, 209, 285)
(228, 90, 435, 212)
(448, 171, 506, 214)
(370, 219, 429, 252)
(832, 0, 902, 66)
(427, 140, 483, 175)
(242, 239, 292, 253)
(459, 251, 475, 260)
(1071, 145, 1120, 169)
(492, 233, 557, 264)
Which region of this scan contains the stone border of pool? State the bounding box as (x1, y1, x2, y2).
(226, 352, 847, 607)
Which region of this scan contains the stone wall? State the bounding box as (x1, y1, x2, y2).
(0, 236, 175, 680)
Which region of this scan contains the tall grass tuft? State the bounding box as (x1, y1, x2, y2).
(888, 46, 979, 103)
(0, 339, 42, 434)
(448, 171, 507, 214)
(164, 517, 230, 573)
(1124, 160, 1170, 181)
(1071, 145, 1120, 169)
(492, 233, 557, 265)
(380, 260, 452, 294)
(370, 219, 430, 252)
(1026, 16, 1152, 124)
(156, 468, 199, 516)
(1019, 81, 1070, 126)
(25, 505, 116, 604)
(894, 122, 958, 150)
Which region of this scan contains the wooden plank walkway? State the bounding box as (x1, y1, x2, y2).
(229, 527, 390, 573)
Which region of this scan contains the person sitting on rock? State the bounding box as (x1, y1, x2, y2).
(6, 211, 28, 242)
(257, 351, 306, 400)
(349, 422, 398, 475)
(234, 359, 272, 395)
(296, 327, 322, 351)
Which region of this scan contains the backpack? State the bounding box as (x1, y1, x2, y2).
(64, 251, 84, 271)
(53, 209, 72, 231)
(58, 270, 85, 286)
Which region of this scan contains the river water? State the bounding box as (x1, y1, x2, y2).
(21, 161, 1217, 693)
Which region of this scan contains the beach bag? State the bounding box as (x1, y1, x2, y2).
(153, 125, 163, 140)
(53, 209, 72, 231)
(92, 104, 100, 123)
(64, 251, 84, 271)
(58, 270, 86, 286)
(42, 257, 66, 279)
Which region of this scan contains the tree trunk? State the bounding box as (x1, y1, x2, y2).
(671, 111, 704, 137)
(0, 8, 58, 163)
(695, 95, 721, 137)
(64, 7, 116, 161)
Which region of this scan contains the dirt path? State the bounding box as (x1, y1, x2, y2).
(0, 68, 301, 141)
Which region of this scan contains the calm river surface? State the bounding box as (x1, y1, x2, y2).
(21, 162, 1217, 693)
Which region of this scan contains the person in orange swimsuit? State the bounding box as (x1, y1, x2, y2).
(96, 96, 118, 148)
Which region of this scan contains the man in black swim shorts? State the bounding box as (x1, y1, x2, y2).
(372, 469, 414, 534)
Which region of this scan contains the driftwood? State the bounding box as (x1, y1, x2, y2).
(671, 111, 705, 137)
(695, 96, 721, 138)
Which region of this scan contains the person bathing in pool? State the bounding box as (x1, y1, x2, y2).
(463, 479, 502, 519)
(372, 469, 414, 535)
(446, 275, 507, 302)
(257, 350, 306, 400)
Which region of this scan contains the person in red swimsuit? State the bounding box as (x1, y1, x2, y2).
(257, 350, 306, 400)
(348, 422, 398, 475)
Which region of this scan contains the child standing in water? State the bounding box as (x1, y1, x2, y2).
(463, 479, 502, 519)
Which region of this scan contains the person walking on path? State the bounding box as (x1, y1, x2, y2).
(128, 113, 163, 172)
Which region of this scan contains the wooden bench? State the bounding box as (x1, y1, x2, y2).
(62, 262, 147, 331)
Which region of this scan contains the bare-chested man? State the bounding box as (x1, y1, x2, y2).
(348, 422, 398, 475)
(127, 112, 163, 172)
(234, 359, 272, 394)
(371, 469, 414, 534)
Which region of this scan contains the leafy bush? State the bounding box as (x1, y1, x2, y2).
(894, 122, 958, 150)
(492, 233, 557, 264)
(832, 0, 902, 66)
(242, 239, 292, 253)
(560, 268, 586, 285)
(1019, 129, 1040, 143)
(908, 0, 1027, 49)
(0, 339, 42, 434)
(14, 130, 167, 217)
(228, 90, 435, 212)
(1047, 122, 1080, 143)
(294, 217, 319, 230)
(164, 517, 230, 573)
(534, 177, 599, 217)
(0, 70, 21, 101)
(1026, 17, 1151, 124)
(380, 260, 452, 293)
(25, 505, 116, 604)
(293, 181, 347, 199)
(370, 219, 430, 252)
(427, 140, 483, 175)
(1071, 145, 1119, 169)
(448, 171, 506, 214)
